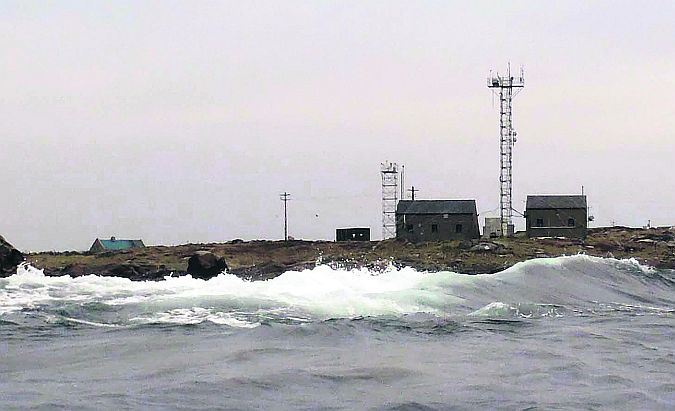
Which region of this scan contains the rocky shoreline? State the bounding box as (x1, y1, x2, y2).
(2, 227, 674, 281)
(0, 235, 24, 277)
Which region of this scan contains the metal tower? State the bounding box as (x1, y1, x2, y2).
(487, 64, 524, 236)
(381, 161, 399, 239)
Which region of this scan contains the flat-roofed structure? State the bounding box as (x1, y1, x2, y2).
(525, 195, 588, 238)
(336, 227, 370, 242)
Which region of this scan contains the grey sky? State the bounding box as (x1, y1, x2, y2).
(1, 0, 674, 251)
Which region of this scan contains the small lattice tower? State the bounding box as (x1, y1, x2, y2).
(381, 161, 399, 239)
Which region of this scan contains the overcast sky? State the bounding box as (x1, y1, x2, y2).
(2, 0, 674, 251)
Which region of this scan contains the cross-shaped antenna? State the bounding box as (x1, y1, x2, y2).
(407, 186, 419, 201)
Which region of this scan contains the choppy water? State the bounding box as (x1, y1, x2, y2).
(1, 255, 673, 410)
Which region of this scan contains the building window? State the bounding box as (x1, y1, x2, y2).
(443, 214, 449, 219)
(568, 218, 575, 227)
(536, 218, 544, 227)
(455, 224, 463, 233)
(406, 224, 413, 233)
(431, 224, 438, 233)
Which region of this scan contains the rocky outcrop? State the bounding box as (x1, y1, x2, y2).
(229, 260, 316, 281)
(1, 235, 24, 277)
(45, 263, 175, 281)
(187, 251, 229, 279)
(470, 242, 503, 253)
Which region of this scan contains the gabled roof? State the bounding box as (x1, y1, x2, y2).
(526, 195, 587, 209)
(96, 238, 145, 251)
(396, 200, 477, 215)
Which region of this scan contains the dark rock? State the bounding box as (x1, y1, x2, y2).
(458, 240, 473, 250)
(187, 251, 229, 279)
(593, 241, 618, 252)
(470, 242, 502, 253)
(230, 262, 286, 281)
(632, 231, 674, 243)
(230, 260, 315, 281)
(0, 235, 24, 277)
(42, 262, 176, 281)
(454, 261, 506, 275)
(62, 263, 89, 277)
(107, 264, 142, 279)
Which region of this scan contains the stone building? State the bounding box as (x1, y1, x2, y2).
(89, 237, 146, 253)
(396, 200, 480, 242)
(525, 195, 588, 238)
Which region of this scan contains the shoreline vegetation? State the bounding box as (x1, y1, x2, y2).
(9, 226, 675, 281)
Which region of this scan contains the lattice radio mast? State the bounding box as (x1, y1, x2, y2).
(487, 64, 524, 237)
(381, 161, 399, 239)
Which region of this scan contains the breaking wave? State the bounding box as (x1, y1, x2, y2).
(0, 255, 673, 328)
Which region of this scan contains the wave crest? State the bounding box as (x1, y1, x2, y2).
(1, 256, 673, 327)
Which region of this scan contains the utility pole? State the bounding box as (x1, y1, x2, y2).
(407, 186, 419, 201)
(400, 165, 405, 199)
(280, 192, 290, 241)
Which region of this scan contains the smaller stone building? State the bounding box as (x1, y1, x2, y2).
(483, 217, 502, 238)
(525, 195, 588, 238)
(336, 227, 370, 242)
(396, 200, 480, 242)
(89, 237, 146, 253)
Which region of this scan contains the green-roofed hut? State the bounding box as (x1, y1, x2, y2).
(89, 237, 145, 253)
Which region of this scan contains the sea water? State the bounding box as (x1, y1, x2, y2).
(1, 255, 673, 410)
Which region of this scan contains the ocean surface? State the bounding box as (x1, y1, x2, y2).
(1, 255, 673, 410)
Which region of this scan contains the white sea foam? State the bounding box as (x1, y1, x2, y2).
(61, 317, 121, 328)
(1, 256, 671, 326)
(1, 263, 465, 320)
(130, 307, 261, 327)
(469, 302, 566, 318)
